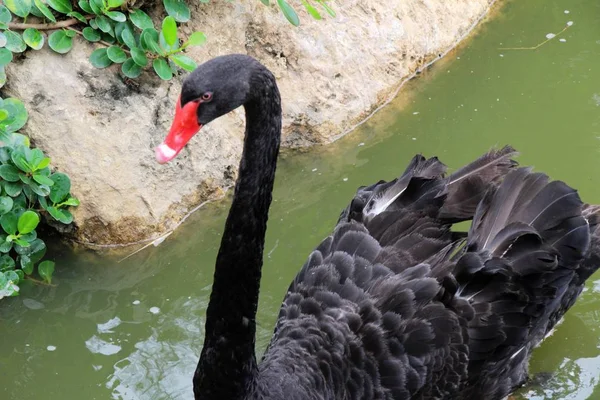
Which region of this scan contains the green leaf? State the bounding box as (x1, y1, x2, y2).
(33, 0, 56, 22)
(29, 182, 50, 197)
(161, 16, 177, 47)
(10, 148, 32, 174)
(4, 181, 22, 197)
(67, 11, 87, 23)
(0, 273, 19, 297)
(19, 173, 32, 184)
(28, 148, 44, 168)
(185, 31, 206, 47)
(0, 110, 8, 121)
(89, 18, 98, 29)
(0, 32, 7, 48)
(17, 211, 39, 234)
(170, 54, 196, 71)
(0, 237, 11, 253)
(33, 173, 54, 186)
(48, 30, 73, 54)
(22, 28, 44, 50)
(1, 212, 17, 235)
(0, 254, 15, 271)
(0, 148, 10, 164)
(47, 0, 71, 13)
(89, 0, 103, 14)
(64, 29, 76, 38)
(106, 45, 127, 63)
(0, 165, 20, 182)
(129, 9, 153, 30)
(78, 0, 93, 13)
(159, 31, 178, 53)
(60, 197, 80, 207)
(107, 0, 123, 6)
(49, 173, 70, 203)
(120, 28, 136, 49)
(59, 209, 72, 224)
(5, 31, 27, 53)
(14, 238, 29, 247)
(0, 131, 13, 145)
(38, 195, 48, 210)
(47, 206, 71, 223)
(95, 15, 112, 33)
(101, 32, 116, 43)
(130, 47, 148, 67)
(19, 255, 32, 274)
(300, 0, 321, 19)
(36, 157, 50, 171)
(121, 57, 142, 78)
(104, 10, 126, 22)
(5, 269, 19, 283)
(0, 197, 13, 214)
(0, 98, 28, 133)
(0, 6, 13, 25)
(82, 27, 101, 42)
(21, 231, 36, 242)
(14, 269, 24, 281)
(4, 0, 32, 18)
(29, 1, 43, 17)
(114, 21, 128, 44)
(89, 48, 113, 68)
(318, 0, 335, 16)
(153, 57, 172, 80)
(0, 48, 13, 66)
(38, 260, 54, 284)
(163, 0, 190, 23)
(141, 28, 162, 54)
(277, 0, 299, 26)
(16, 238, 45, 263)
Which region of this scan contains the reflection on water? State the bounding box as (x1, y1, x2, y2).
(106, 296, 203, 400)
(2, 0, 600, 399)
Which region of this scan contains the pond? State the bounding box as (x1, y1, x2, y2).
(2, 0, 600, 398)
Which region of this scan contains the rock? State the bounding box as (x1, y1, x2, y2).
(4, 0, 494, 245)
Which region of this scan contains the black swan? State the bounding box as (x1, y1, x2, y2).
(155, 54, 600, 400)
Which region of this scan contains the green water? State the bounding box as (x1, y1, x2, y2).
(2, 0, 600, 398)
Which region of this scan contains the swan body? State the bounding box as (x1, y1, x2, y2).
(155, 54, 600, 400)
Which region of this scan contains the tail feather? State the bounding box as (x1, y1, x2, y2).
(439, 145, 518, 222)
(362, 155, 447, 218)
(340, 146, 518, 226)
(468, 168, 589, 265)
(455, 168, 592, 396)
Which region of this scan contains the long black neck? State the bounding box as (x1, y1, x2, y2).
(194, 69, 282, 400)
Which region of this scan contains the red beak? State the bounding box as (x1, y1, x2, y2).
(155, 96, 202, 163)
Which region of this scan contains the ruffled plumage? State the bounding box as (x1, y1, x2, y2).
(253, 147, 599, 400)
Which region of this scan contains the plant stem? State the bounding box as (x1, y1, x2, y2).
(8, 16, 93, 30)
(499, 23, 572, 51)
(67, 27, 130, 54)
(24, 275, 56, 287)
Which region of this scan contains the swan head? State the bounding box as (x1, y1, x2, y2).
(156, 54, 260, 163)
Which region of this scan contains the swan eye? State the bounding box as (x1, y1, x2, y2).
(201, 92, 213, 102)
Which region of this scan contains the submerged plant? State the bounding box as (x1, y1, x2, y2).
(0, 97, 78, 300)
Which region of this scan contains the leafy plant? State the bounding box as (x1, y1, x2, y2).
(260, 0, 336, 26)
(0, 1, 207, 81)
(0, 96, 79, 300)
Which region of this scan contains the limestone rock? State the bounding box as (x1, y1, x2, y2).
(4, 0, 494, 245)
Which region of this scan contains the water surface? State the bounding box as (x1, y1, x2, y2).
(2, 0, 600, 398)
